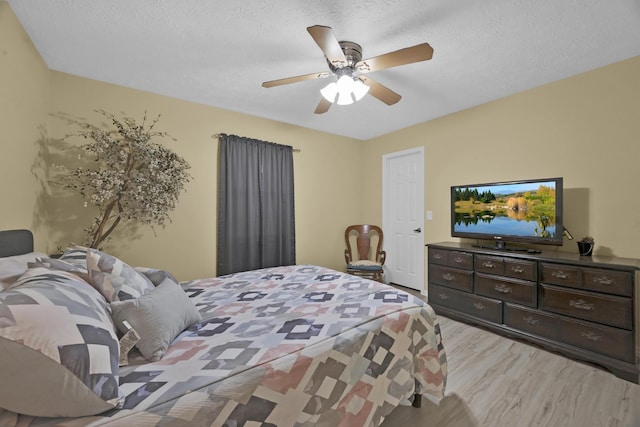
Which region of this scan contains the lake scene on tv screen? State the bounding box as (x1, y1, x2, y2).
(453, 180, 558, 238)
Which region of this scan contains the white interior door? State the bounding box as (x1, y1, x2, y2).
(382, 147, 425, 291)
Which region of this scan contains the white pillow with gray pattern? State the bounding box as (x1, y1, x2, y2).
(0, 266, 123, 417)
(60, 245, 155, 302)
(0, 252, 47, 290)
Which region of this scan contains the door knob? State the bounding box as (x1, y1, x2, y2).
(413, 228, 422, 233)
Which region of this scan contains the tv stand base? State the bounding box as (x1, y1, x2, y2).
(471, 243, 541, 253)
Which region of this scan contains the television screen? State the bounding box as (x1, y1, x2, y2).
(451, 177, 563, 248)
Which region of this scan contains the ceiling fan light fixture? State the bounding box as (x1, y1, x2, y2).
(324, 74, 366, 105)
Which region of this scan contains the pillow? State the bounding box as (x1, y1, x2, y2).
(0, 267, 123, 417)
(27, 256, 91, 283)
(134, 266, 180, 287)
(85, 248, 155, 302)
(59, 245, 91, 267)
(0, 252, 48, 290)
(110, 277, 202, 362)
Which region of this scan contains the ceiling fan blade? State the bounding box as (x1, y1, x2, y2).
(356, 43, 434, 74)
(314, 98, 332, 114)
(358, 76, 401, 105)
(307, 25, 347, 67)
(262, 71, 331, 88)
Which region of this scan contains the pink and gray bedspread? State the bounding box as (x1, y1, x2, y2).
(10, 264, 447, 426)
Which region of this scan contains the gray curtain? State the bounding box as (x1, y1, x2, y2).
(217, 134, 296, 275)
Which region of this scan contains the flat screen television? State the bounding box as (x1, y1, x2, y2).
(451, 177, 563, 250)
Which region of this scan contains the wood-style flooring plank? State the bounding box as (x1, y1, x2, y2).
(381, 315, 640, 427)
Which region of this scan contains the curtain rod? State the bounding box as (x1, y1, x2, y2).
(213, 134, 300, 152)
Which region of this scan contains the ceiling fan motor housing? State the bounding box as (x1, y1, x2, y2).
(327, 41, 362, 72)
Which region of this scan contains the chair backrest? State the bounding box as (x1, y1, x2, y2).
(344, 225, 384, 264)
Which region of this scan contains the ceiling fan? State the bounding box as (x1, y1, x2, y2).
(262, 25, 434, 114)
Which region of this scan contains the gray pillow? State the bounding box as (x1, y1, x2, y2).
(110, 278, 202, 362)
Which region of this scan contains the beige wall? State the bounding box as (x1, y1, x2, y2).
(364, 55, 640, 263)
(3, 2, 640, 285)
(47, 74, 364, 280)
(2, 2, 365, 280)
(0, 2, 51, 251)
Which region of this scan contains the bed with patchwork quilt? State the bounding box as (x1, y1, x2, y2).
(0, 229, 447, 426)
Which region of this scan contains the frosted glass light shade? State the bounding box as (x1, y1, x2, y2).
(352, 79, 369, 101)
(336, 75, 355, 105)
(320, 82, 338, 103)
(336, 92, 354, 105)
(336, 75, 355, 94)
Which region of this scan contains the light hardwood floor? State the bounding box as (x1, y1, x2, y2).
(382, 314, 640, 427)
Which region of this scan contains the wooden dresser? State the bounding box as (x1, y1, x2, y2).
(427, 241, 640, 383)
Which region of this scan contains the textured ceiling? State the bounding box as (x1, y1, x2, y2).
(7, 0, 640, 140)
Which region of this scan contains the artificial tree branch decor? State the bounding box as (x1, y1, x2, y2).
(56, 110, 191, 249)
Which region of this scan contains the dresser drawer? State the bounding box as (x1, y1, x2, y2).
(540, 284, 632, 330)
(541, 263, 581, 288)
(560, 316, 634, 363)
(504, 303, 560, 341)
(429, 249, 473, 270)
(448, 251, 474, 269)
(504, 259, 537, 281)
(429, 264, 473, 292)
(475, 273, 536, 307)
(429, 283, 502, 324)
(428, 248, 450, 266)
(475, 255, 505, 275)
(582, 267, 632, 297)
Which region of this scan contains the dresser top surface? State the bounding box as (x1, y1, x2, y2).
(427, 241, 640, 270)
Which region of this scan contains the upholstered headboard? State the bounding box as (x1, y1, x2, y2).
(0, 229, 34, 257)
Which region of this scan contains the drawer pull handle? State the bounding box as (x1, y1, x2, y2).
(433, 254, 443, 260)
(482, 261, 496, 268)
(453, 257, 465, 264)
(592, 276, 615, 285)
(473, 302, 486, 311)
(510, 266, 525, 274)
(523, 316, 540, 326)
(438, 293, 449, 300)
(495, 284, 512, 294)
(581, 331, 602, 342)
(552, 271, 569, 279)
(442, 273, 455, 281)
(569, 299, 595, 311)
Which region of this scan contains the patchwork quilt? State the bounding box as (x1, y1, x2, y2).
(4, 265, 447, 426)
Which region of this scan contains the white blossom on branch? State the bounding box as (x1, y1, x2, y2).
(55, 110, 192, 249)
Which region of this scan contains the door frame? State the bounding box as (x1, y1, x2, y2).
(382, 146, 425, 294)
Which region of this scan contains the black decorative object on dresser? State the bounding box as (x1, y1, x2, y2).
(427, 241, 640, 383)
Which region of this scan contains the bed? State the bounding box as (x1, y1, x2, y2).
(0, 229, 447, 426)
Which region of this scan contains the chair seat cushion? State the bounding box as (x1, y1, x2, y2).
(348, 260, 382, 271)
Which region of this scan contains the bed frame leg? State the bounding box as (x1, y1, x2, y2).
(412, 393, 422, 408)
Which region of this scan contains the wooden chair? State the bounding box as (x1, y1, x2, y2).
(344, 224, 386, 282)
